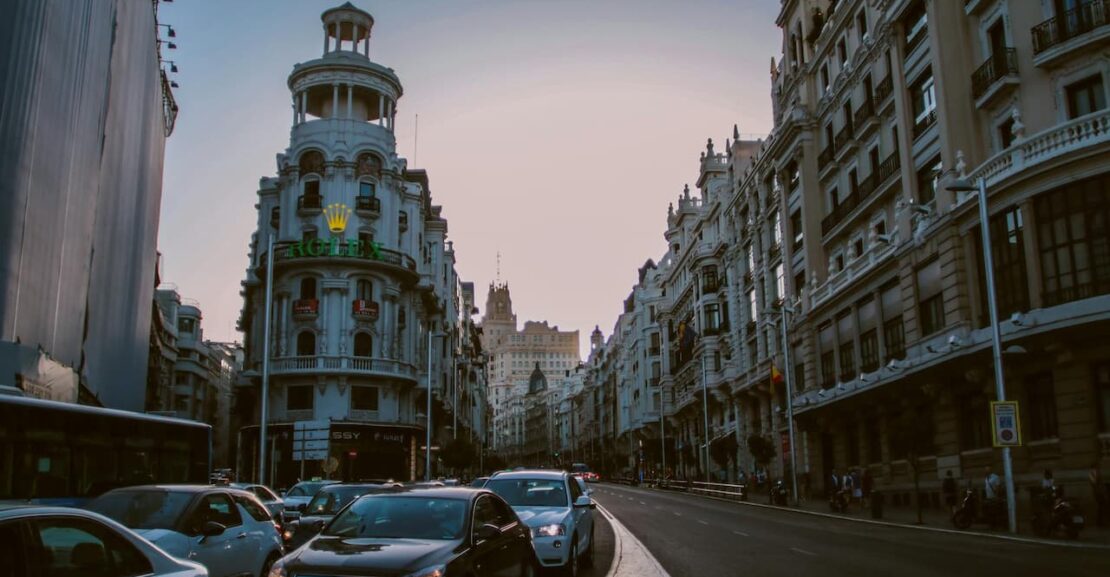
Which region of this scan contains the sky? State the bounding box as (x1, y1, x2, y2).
(157, 0, 780, 359)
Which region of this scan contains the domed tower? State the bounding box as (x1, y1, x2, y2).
(241, 3, 453, 485)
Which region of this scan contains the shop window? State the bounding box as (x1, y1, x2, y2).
(975, 206, 1029, 326)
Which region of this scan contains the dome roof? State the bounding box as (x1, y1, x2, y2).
(528, 363, 547, 394)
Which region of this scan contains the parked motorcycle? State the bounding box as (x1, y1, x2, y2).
(1032, 486, 1084, 539)
(951, 489, 1006, 530)
(829, 489, 848, 513)
(770, 480, 789, 506)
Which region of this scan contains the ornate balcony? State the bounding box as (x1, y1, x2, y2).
(1031, 0, 1109, 66)
(874, 75, 894, 109)
(355, 195, 381, 217)
(912, 110, 937, 140)
(971, 48, 1019, 107)
(854, 98, 877, 135)
(352, 299, 380, 321)
(270, 355, 418, 382)
(297, 194, 323, 215)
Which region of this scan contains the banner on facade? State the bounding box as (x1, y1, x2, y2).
(990, 401, 1022, 447)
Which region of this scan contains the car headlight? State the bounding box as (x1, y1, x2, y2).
(532, 523, 566, 537)
(403, 564, 446, 577)
(267, 559, 287, 577)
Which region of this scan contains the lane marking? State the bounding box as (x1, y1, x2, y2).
(673, 512, 682, 516)
(733, 530, 749, 537)
(654, 506, 663, 510)
(595, 504, 671, 577)
(791, 547, 817, 557)
(697, 520, 709, 526)
(639, 501, 647, 505)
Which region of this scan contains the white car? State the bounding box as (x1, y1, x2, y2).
(231, 483, 284, 522)
(280, 480, 339, 521)
(485, 470, 595, 576)
(0, 503, 208, 576)
(88, 485, 283, 577)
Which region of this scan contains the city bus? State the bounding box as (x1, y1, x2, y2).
(0, 393, 211, 506)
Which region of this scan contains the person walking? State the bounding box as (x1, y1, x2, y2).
(841, 470, 855, 512)
(851, 468, 863, 511)
(829, 468, 840, 498)
(942, 470, 958, 514)
(984, 466, 1002, 500)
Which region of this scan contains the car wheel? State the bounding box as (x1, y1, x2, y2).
(564, 539, 579, 577)
(581, 529, 595, 568)
(260, 552, 279, 577)
(520, 552, 537, 577)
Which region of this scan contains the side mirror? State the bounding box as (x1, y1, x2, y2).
(198, 521, 226, 543)
(574, 496, 591, 508)
(475, 523, 501, 542)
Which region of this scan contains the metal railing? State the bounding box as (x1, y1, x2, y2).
(271, 355, 418, 379)
(971, 48, 1017, 99)
(355, 196, 381, 212)
(1032, 0, 1108, 54)
(912, 109, 937, 139)
(654, 480, 749, 501)
(874, 75, 894, 104)
(298, 195, 323, 211)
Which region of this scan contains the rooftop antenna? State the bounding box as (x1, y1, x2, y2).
(413, 113, 419, 166)
(496, 251, 501, 285)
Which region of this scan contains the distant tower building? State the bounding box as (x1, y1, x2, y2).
(591, 325, 604, 353)
(238, 3, 461, 484)
(480, 282, 517, 351)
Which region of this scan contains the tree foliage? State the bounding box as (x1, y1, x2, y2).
(442, 437, 476, 471)
(747, 434, 776, 467)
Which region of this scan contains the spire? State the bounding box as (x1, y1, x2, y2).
(733, 124, 740, 140)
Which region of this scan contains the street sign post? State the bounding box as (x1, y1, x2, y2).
(990, 401, 1022, 447)
(293, 420, 331, 479)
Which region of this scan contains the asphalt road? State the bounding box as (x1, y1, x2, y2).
(591, 483, 1110, 577)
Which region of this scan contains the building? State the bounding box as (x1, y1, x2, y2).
(0, 0, 178, 409)
(580, 0, 1110, 511)
(237, 3, 482, 485)
(153, 287, 242, 469)
(480, 283, 580, 463)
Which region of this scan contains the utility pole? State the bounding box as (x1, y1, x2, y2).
(258, 233, 274, 486)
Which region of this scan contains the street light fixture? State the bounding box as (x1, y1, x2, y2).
(947, 176, 1017, 534)
(426, 330, 445, 481)
(763, 306, 799, 506)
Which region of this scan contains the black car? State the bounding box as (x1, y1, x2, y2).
(283, 482, 403, 549)
(270, 487, 536, 577)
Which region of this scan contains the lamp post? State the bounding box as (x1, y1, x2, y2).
(701, 354, 711, 485)
(426, 330, 445, 481)
(764, 307, 799, 506)
(258, 233, 274, 485)
(947, 176, 1017, 534)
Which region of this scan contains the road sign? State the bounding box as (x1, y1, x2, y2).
(293, 420, 331, 461)
(292, 449, 328, 461)
(991, 401, 1022, 447)
(293, 429, 329, 441)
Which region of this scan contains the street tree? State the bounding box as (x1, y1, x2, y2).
(747, 434, 776, 475)
(442, 437, 476, 474)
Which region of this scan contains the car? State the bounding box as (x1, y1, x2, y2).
(470, 476, 490, 488)
(231, 483, 284, 522)
(86, 485, 283, 577)
(485, 469, 595, 575)
(268, 487, 536, 577)
(573, 476, 592, 497)
(282, 482, 402, 550)
(281, 479, 340, 521)
(0, 503, 209, 577)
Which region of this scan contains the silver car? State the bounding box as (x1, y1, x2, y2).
(88, 485, 283, 577)
(231, 483, 284, 522)
(0, 503, 207, 576)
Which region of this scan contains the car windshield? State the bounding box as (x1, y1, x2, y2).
(325, 496, 468, 540)
(87, 490, 194, 530)
(304, 486, 369, 515)
(287, 482, 328, 497)
(485, 479, 568, 508)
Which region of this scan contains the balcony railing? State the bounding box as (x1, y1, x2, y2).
(1031, 0, 1108, 54)
(912, 109, 937, 139)
(293, 299, 319, 318)
(877, 149, 901, 185)
(971, 48, 1018, 100)
(834, 124, 853, 150)
(818, 145, 834, 169)
(858, 173, 876, 199)
(298, 194, 323, 212)
(270, 355, 418, 380)
(352, 299, 379, 320)
(875, 75, 894, 104)
(355, 195, 381, 214)
(853, 98, 875, 129)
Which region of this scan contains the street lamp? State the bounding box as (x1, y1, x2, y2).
(425, 330, 445, 481)
(258, 233, 275, 486)
(946, 176, 1017, 534)
(763, 307, 799, 507)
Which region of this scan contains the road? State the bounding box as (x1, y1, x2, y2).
(591, 483, 1110, 577)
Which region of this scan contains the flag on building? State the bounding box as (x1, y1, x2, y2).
(771, 364, 785, 385)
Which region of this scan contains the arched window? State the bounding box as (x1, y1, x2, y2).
(353, 333, 373, 357)
(299, 277, 317, 300)
(356, 279, 373, 301)
(299, 150, 326, 176)
(296, 331, 316, 356)
(356, 152, 382, 179)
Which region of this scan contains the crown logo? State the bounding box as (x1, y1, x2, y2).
(324, 203, 352, 233)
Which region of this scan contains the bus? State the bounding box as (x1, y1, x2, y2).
(0, 393, 211, 506)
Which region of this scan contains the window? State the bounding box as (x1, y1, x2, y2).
(837, 311, 855, 379)
(1066, 74, 1106, 119)
(837, 37, 848, 67)
(904, 0, 927, 48)
(233, 494, 272, 522)
(702, 266, 719, 291)
(303, 179, 321, 198)
(1095, 362, 1110, 433)
(772, 212, 783, 246)
(1026, 373, 1058, 440)
(356, 279, 372, 301)
(359, 180, 376, 198)
(31, 518, 152, 577)
(884, 316, 905, 361)
(869, 147, 880, 176)
(703, 303, 720, 334)
(746, 245, 755, 276)
(911, 71, 936, 124)
(829, 187, 840, 211)
(916, 156, 941, 204)
(916, 258, 944, 336)
(820, 64, 830, 93)
(352, 386, 379, 411)
(999, 116, 1016, 150)
(354, 333, 373, 357)
(791, 211, 803, 250)
(178, 317, 195, 334)
(187, 493, 242, 534)
(772, 264, 785, 303)
(849, 169, 859, 197)
(820, 351, 836, 389)
(975, 207, 1029, 325)
(1035, 174, 1110, 306)
(958, 392, 991, 451)
(287, 385, 313, 411)
(819, 322, 835, 388)
(853, 237, 864, 259)
(747, 290, 757, 323)
(860, 329, 879, 372)
(857, 10, 868, 40)
(296, 331, 316, 356)
(299, 277, 317, 300)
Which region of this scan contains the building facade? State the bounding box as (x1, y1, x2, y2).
(237, 3, 485, 485)
(580, 0, 1110, 513)
(0, 0, 177, 409)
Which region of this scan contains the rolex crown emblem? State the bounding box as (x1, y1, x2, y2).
(324, 203, 352, 233)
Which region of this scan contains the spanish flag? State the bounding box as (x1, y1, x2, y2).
(771, 364, 785, 385)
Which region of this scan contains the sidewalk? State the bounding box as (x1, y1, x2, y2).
(641, 480, 1110, 547)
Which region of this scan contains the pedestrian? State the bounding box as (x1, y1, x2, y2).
(984, 465, 1002, 500)
(851, 468, 863, 511)
(841, 470, 855, 510)
(829, 468, 840, 497)
(942, 470, 957, 514)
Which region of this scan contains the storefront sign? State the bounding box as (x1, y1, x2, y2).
(990, 401, 1022, 447)
(286, 237, 385, 261)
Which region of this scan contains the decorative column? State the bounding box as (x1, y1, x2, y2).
(300, 91, 307, 123)
(332, 23, 340, 52)
(292, 95, 298, 125)
(378, 95, 385, 126)
(323, 25, 329, 54)
(346, 83, 353, 119)
(364, 33, 370, 57)
(353, 25, 359, 52)
(332, 83, 339, 119)
(386, 99, 393, 130)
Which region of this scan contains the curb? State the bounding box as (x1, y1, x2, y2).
(613, 483, 1110, 551)
(596, 503, 670, 577)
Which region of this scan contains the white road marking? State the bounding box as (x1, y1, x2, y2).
(791, 547, 817, 557)
(733, 530, 749, 537)
(673, 512, 682, 516)
(654, 506, 663, 510)
(639, 501, 647, 505)
(698, 520, 709, 526)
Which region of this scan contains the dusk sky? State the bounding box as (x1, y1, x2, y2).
(157, 0, 780, 358)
